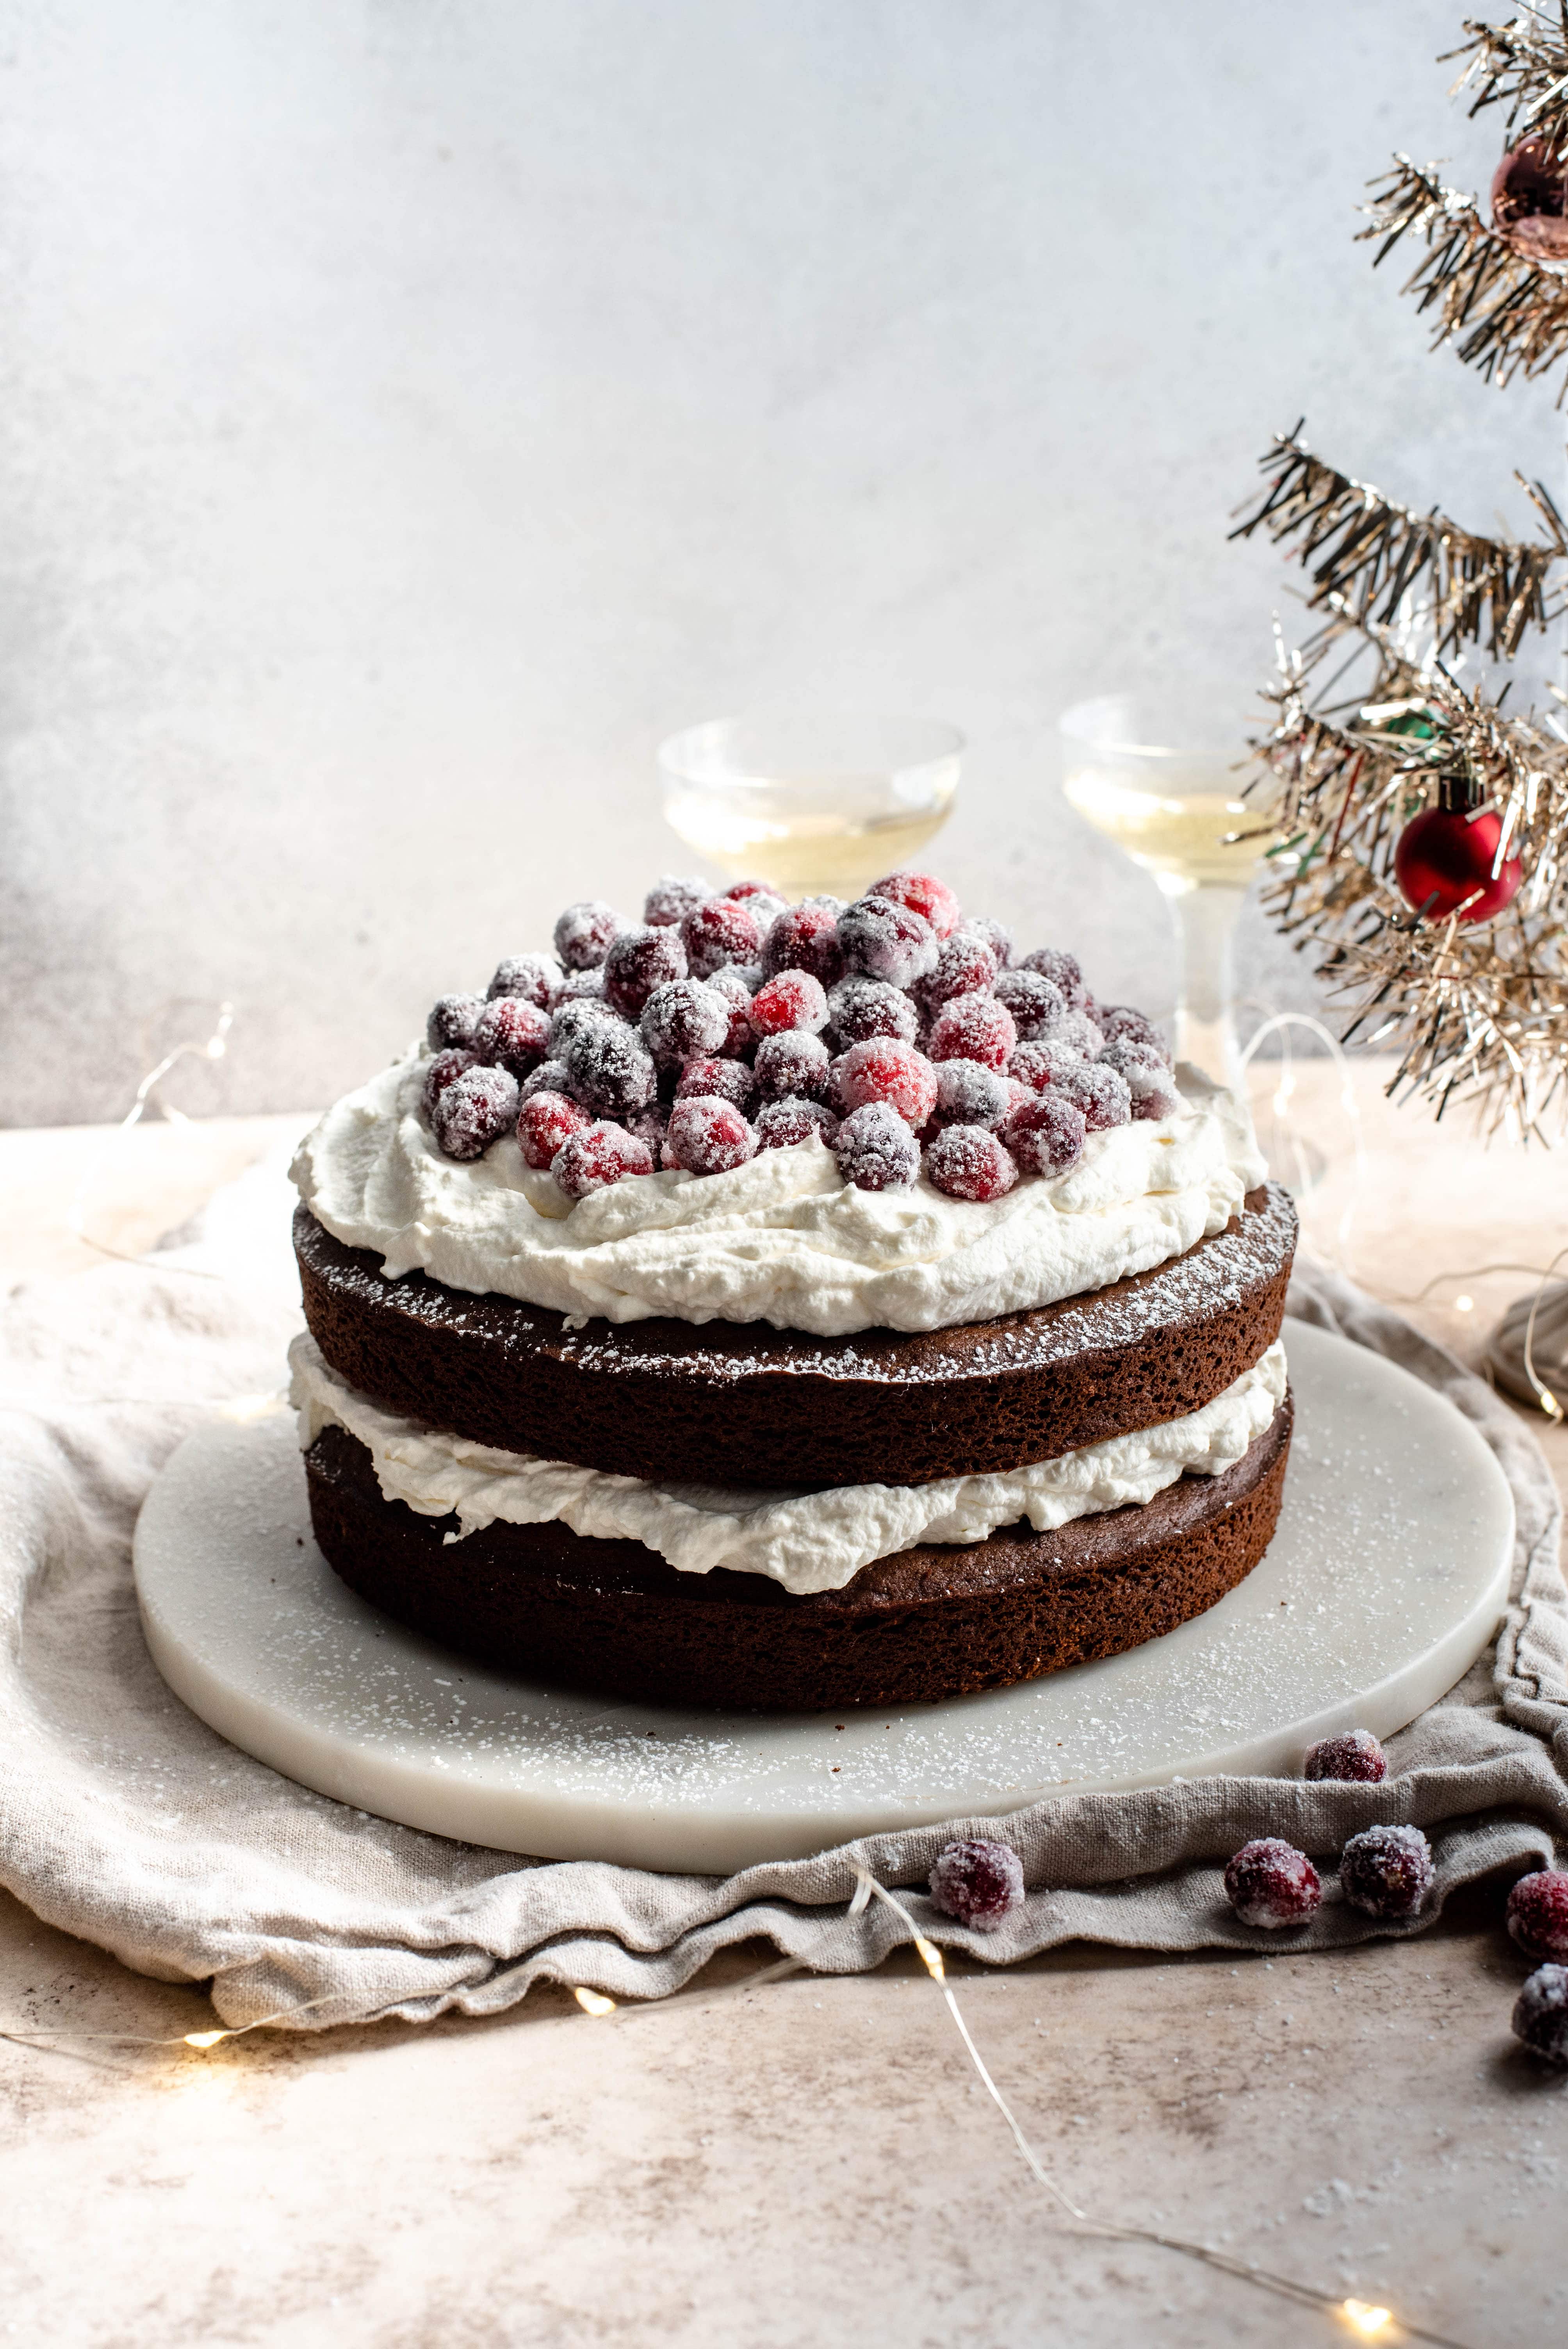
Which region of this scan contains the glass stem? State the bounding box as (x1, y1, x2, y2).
(1164, 881, 1246, 1085)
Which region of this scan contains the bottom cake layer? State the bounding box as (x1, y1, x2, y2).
(303, 1394, 1293, 1711)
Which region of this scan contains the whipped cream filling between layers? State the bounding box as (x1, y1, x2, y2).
(292, 1332, 1288, 1596)
(291, 1051, 1268, 1337)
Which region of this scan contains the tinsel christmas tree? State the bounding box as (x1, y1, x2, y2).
(1233, 7, 1568, 1140)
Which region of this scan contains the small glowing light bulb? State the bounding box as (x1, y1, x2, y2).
(1453, 1294, 1473, 1313)
(913, 1936, 946, 1982)
(184, 2030, 229, 2049)
(1340, 2300, 1393, 2338)
(573, 1986, 617, 2016)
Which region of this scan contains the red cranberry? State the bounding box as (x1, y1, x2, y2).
(422, 1048, 477, 1114)
(1098, 1003, 1165, 1053)
(431, 1063, 520, 1161)
(552, 1121, 655, 1199)
(866, 869, 961, 939)
(1021, 946, 1087, 1007)
(703, 966, 755, 1055)
(1050, 1062, 1131, 1131)
(827, 976, 918, 1048)
(640, 978, 732, 1066)
(1340, 1824, 1434, 1919)
(426, 993, 485, 1052)
(488, 954, 560, 1007)
(1006, 1092, 1087, 1177)
(604, 924, 688, 1017)
(1100, 1039, 1179, 1121)
(833, 1037, 938, 1126)
(757, 1096, 839, 1150)
(681, 896, 762, 978)
(518, 1089, 592, 1169)
(721, 876, 779, 902)
(1009, 1039, 1084, 1094)
(519, 1056, 576, 1104)
(675, 1057, 756, 1114)
(834, 1101, 920, 1190)
(992, 969, 1066, 1042)
(1304, 1730, 1388, 1784)
(1056, 1009, 1105, 1059)
(1507, 1870, 1568, 1962)
(561, 1021, 657, 1116)
(552, 901, 624, 970)
(643, 875, 710, 926)
(471, 996, 551, 1078)
(925, 1124, 1018, 1202)
(549, 996, 621, 1058)
(761, 903, 846, 987)
(1224, 1839, 1322, 1930)
(663, 1096, 758, 1174)
(837, 896, 939, 988)
(627, 1100, 670, 1153)
(750, 970, 829, 1037)
(922, 930, 1000, 1010)
(955, 914, 1012, 969)
(754, 1030, 830, 1101)
(554, 967, 607, 1005)
(1514, 1965, 1568, 2064)
(933, 1058, 1010, 1128)
(928, 990, 1017, 1071)
(928, 1837, 1024, 1930)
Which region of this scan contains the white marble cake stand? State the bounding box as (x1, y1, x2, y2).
(132, 1321, 1514, 1874)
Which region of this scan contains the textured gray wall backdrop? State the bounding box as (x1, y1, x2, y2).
(2, 0, 1561, 1123)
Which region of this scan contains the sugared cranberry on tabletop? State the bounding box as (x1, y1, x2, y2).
(832, 1037, 938, 1127)
(1021, 946, 1086, 1007)
(1006, 1092, 1087, 1178)
(552, 1121, 655, 1199)
(827, 976, 918, 1049)
(867, 869, 962, 939)
(487, 953, 560, 1007)
(928, 1837, 1025, 1931)
(837, 896, 939, 988)
(471, 996, 551, 1078)
(1304, 1729, 1388, 1785)
(750, 970, 830, 1037)
(643, 875, 709, 927)
(561, 1020, 657, 1117)
(1010, 1039, 1085, 1093)
(757, 1096, 839, 1151)
(663, 1096, 758, 1175)
(422, 1048, 477, 1114)
(1050, 1062, 1131, 1131)
(681, 896, 761, 978)
(992, 969, 1066, 1042)
(927, 990, 1018, 1073)
(603, 924, 688, 1018)
(675, 1057, 756, 1113)
(925, 1124, 1019, 1203)
(518, 1089, 592, 1169)
(834, 1101, 921, 1191)
(923, 930, 1000, 1010)
(640, 978, 732, 1067)
(552, 901, 624, 971)
(761, 903, 845, 987)
(1512, 1965, 1568, 2065)
(1224, 1839, 1323, 1930)
(1100, 1039, 1179, 1121)
(426, 993, 486, 1052)
(933, 1059, 1011, 1130)
(1507, 1870, 1568, 1962)
(1340, 1824, 1434, 1919)
(431, 1062, 519, 1161)
(754, 1031, 830, 1102)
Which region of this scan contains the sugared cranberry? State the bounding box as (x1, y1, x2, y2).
(761, 903, 846, 987)
(834, 1100, 921, 1190)
(1304, 1730, 1388, 1785)
(1507, 1870, 1568, 1962)
(471, 996, 551, 1078)
(992, 969, 1066, 1042)
(955, 914, 1012, 969)
(675, 1057, 756, 1113)
(681, 896, 762, 978)
(663, 1096, 758, 1175)
(1100, 1039, 1179, 1121)
(1009, 1039, 1085, 1094)
(1050, 1062, 1131, 1131)
(548, 996, 620, 1057)
(933, 1059, 1010, 1129)
(866, 869, 961, 939)
(1513, 1965, 1568, 2064)
(487, 954, 560, 1007)
(833, 1037, 938, 1126)
(837, 896, 939, 988)
(721, 877, 779, 903)
(923, 931, 999, 1009)
(756, 1096, 839, 1150)
(520, 1056, 576, 1103)
(426, 993, 485, 1052)
(422, 1048, 477, 1114)
(431, 1062, 519, 1161)
(928, 1837, 1025, 1930)
(703, 966, 755, 1055)
(552, 1121, 655, 1199)
(627, 1101, 670, 1153)
(1005, 1092, 1087, 1177)
(928, 990, 1018, 1072)
(827, 976, 918, 1048)
(518, 1089, 592, 1169)
(754, 1030, 830, 1101)
(604, 924, 688, 1017)
(552, 901, 623, 970)
(1340, 1824, 1434, 1919)
(1021, 946, 1087, 1007)
(1055, 1009, 1105, 1058)
(643, 875, 709, 927)
(925, 1124, 1018, 1203)
(640, 978, 732, 1067)
(561, 1020, 657, 1117)
(1098, 1003, 1166, 1054)
(1224, 1839, 1323, 1930)
(750, 969, 830, 1037)
(554, 967, 608, 1005)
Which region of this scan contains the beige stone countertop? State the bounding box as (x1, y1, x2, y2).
(0, 1071, 1564, 2349)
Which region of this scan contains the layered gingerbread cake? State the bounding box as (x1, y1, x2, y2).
(290, 869, 1295, 1711)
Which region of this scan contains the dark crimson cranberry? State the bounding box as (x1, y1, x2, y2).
(552, 1121, 655, 1199)
(703, 966, 755, 1055)
(1050, 1062, 1131, 1131)
(1099, 1039, 1179, 1121)
(928, 1837, 1025, 1930)
(760, 903, 846, 987)
(422, 1048, 477, 1114)
(1513, 1965, 1568, 2065)
(1009, 1039, 1084, 1094)
(549, 996, 622, 1058)
(426, 993, 485, 1051)
(721, 877, 779, 903)
(627, 1100, 670, 1153)
(640, 978, 732, 1067)
(836, 896, 939, 988)
(431, 1062, 519, 1161)
(933, 1059, 1010, 1129)
(675, 1057, 756, 1113)
(955, 914, 1012, 969)
(1223, 1839, 1322, 1930)
(866, 869, 961, 939)
(1508, 1870, 1568, 1962)
(680, 896, 761, 978)
(552, 901, 624, 971)
(487, 954, 560, 1007)
(756, 1096, 839, 1150)
(518, 1089, 592, 1169)
(827, 976, 918, 1048)
(663, 1096, 758, 1174)
(1340, 1824, 1434, 1919)
(520, 1056, 577, 1103)
(832, 1037, 938, 1126)
(471, 996, 551, 1078)
(561, 1020, 657, 1117)
(925, 1124, 1018, 1202)
(922, 930, 1000, 1010)
(1021, 946, 1086, 1007)
(928, 990, 1018, 1072)
(1056, 1009, 1105, 1059)
(603, 923, 688, 1017)
(1304, 1730, 1388, 1785)
(554, 967, 607, 1004)
(1005, 1092, 1087, 1177)
(834, 1101, 920, 1190)
(643, 875, 710, 927)
(754, 1030, 830, 1102)
(1098, 1003, 1166, 1054)
(750, 970, 829, 1036)
(992, 969, 1066, 1042)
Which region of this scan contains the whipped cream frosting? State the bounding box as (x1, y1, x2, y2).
(291, 1334, 1286, 1596)
(291, 1050, 1267, 1338)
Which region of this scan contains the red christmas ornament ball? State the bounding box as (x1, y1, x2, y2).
(1393, 803, 1522, 924)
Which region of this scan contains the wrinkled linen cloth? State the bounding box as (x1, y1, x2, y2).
(0, 1143, 1563, 2029)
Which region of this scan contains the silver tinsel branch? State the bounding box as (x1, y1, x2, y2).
(1448, 7, 1568, 151)
(1359, 154, 1568, 390)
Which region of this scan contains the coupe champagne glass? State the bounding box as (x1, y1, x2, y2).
(657, 714, 963, 901)
(1059, 694, 1281, 1084)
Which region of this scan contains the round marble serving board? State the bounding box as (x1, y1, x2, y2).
(133, 1320, 1515, 1874)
